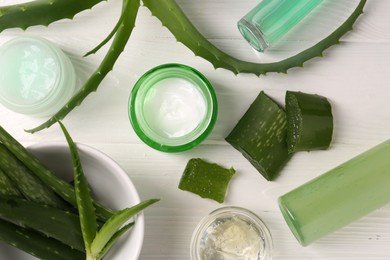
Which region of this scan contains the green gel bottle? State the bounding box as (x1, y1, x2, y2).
(278, 139, 390, 246)
(238, 0, 322, 52)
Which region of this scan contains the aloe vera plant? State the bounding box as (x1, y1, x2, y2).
(0, 196, 85, 251)
(0, 218, 85, 260)
(59, 120, 159, 259)
(0, 0, 366, 132)
(0, 125, 114, 221)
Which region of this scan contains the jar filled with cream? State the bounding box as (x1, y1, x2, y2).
(191, 207, 273, 260)
(129, 64, 217, 153)
(0, 36, 76, 116)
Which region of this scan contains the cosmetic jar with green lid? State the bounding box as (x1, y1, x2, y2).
(129, 64, 217, 153)
(0, 36, 76, 116)
(191, 206, 273, 260)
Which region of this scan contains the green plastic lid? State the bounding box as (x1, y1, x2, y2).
(129, 64, 218, 152)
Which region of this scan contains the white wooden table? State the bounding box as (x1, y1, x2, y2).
(1, 0, 390, 259)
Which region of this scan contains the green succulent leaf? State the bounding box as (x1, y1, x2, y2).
(143, 0, 367, 75)
(58, 121, 98, 255)
(0, 196, 84, 252)
(91, 198, 159, 258)
(26, 0, 141, 133)
(0, 218, 85, 260)
(96, 222, 134, 260)
(0, 0, 104, 32)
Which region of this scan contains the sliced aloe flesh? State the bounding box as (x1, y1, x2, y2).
(179, 158, 235, 203)
(285, 91, 333, 153)
(225, 91, 290, 181)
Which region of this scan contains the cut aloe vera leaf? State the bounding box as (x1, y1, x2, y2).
(0, 218, 85, 260)
(0, 144, 67, 209)
(0, 125, 113, 221)
(225, 91, 291, 181)
(178, 158, 235, 203)
(285, 91, 333, 153)
(0, 168, 21, 197)
(0, 196, 84, 252)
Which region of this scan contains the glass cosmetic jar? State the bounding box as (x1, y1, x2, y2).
(129, 64, 217, 153)
(191, 207, 273, 260)
(238, 0, 322, 52)
(0, 36, 76, 116)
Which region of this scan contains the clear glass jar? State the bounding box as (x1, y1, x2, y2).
(238, 0, 322, 52)
(129, 63, 218, 153)
(191, 207, 273, 260)
(0, 36, 76, 116)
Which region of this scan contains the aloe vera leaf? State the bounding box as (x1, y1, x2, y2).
(225, 91, 291, 181)
(84, 1, 126, 57)
(0, 126, 114, 221)
(0, 218, 85, 260)
(0, 144, 67, 209)
(26, 0, 141, 133)
(0, 196, 84, 252)
(178, 158, 236, 203)
(143, 0, 366, 75)
(0, 168, 22, 197)
(0, 0, 104, 32)
(58, 121, 97, 255)
(96, 222, 134, 260)
(285, 91, 333, 153)
(91, 198, 159, 258)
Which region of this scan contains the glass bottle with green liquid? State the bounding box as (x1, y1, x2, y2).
(238, 0, 322, 52)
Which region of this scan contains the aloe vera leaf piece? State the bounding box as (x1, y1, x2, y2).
(26, 0, 141, 133)
(225, 91, 291, 181)
(0, 144, 67, 209)
(91, 198, 159, 258)
(0, 218, 85, 260)
(96, 222, 134, 260)
(0, 0, 104, 32)
(0, 168, 22, 197)
(285, 91, 333, 153)
(178, 158, 236, 203)
(143, 0, 366, 75)
(0, 196, 84, 252)
(0, 126, 113, 221)
(58, 121, 97, 255)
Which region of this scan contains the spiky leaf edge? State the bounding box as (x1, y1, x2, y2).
(26, 0, 141, 133)
(0, 0, 104, 32)
(143, 0, 367, 75)
(58, 121, 97, 256)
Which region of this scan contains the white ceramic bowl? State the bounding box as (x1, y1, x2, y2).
(0, 142, 143, 260)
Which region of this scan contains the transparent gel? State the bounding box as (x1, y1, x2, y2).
(238, 0, 322, 52)
(191, 207, 272, 260)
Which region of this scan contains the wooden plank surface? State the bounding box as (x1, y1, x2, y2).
(1, 0, 390, 259)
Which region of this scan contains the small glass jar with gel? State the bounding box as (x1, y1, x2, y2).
(0, 36, 76, 116)
(129, 64, 217, 153)
(238, 0, 322, 52)
(191, 206, 273, 260)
